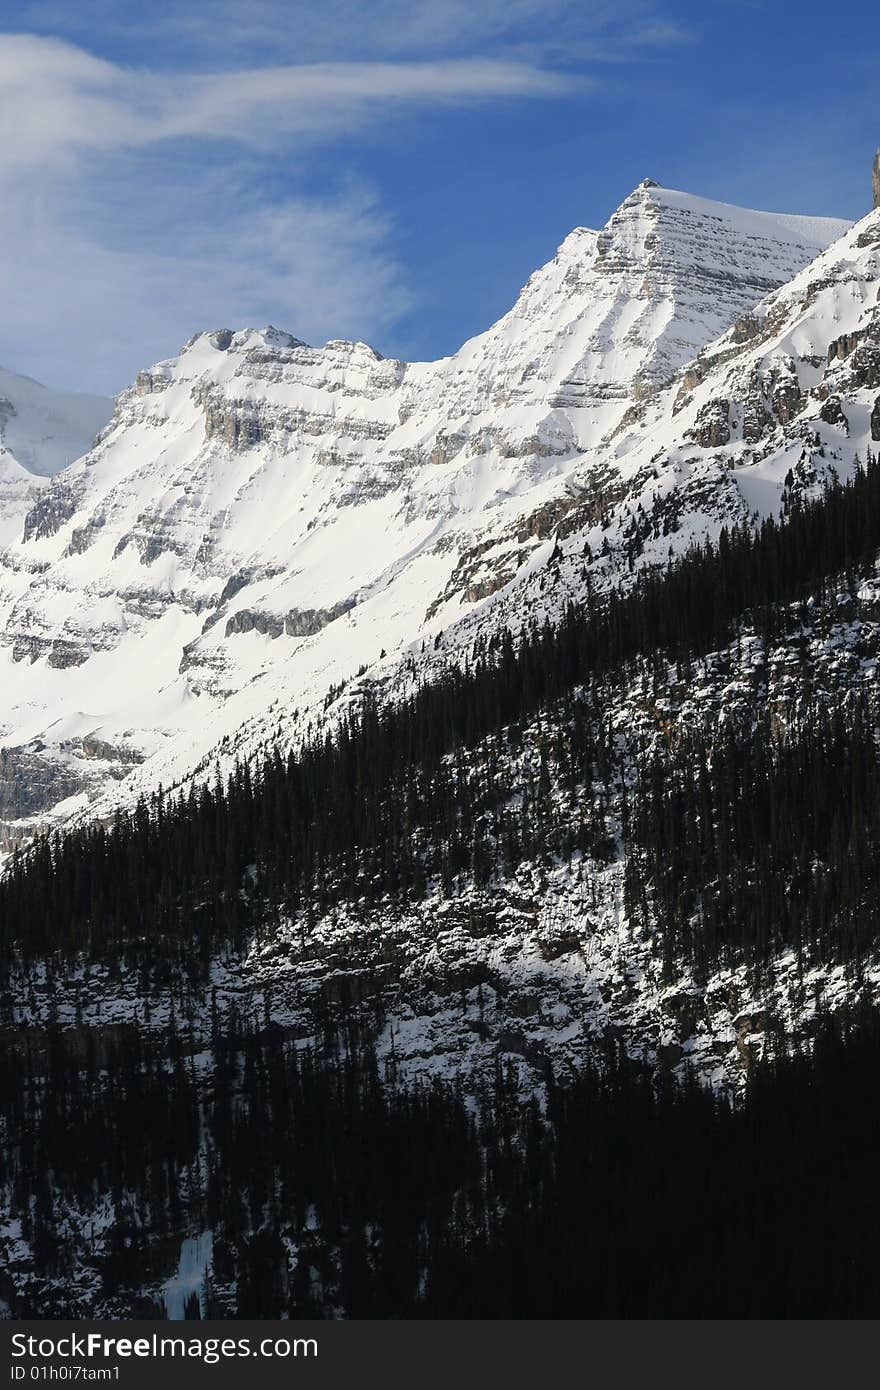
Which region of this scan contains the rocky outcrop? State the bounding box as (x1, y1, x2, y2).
(819, 395, 848, 430)
(218, 570, 257, 606)
(224, 600, 356, 641)
(688, 398, 730, 448)
(661, 990, 707, 1041)
(285, 600, 355, 638)
(81, 735, 142, 765)
(224, 608, 285, 639)
(22, 484, 79, 541)
(200, 391, 269, 450)
(428, 432, 466, 467)
(47, 639, 90, 669)
(197, 381, 394, 452)
(871, 394, 880, 442)
(742, 383, 772, 443)
(827, 330, 863, 363)
(846, 343, 880, 390)
(771, 363, 804, 425)
(733, 1006, 776, 1067)
(672, 363, 706, 414)
(515, 494, 582, 543)
(66, 514, 106, 556)
(135, 369, 172, 396)
(730, 312, 763, 344)
(0, 747, 82, 820)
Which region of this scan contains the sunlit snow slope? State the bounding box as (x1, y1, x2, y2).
(0, 180, 851, 842)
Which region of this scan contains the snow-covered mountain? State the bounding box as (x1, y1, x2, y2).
(0, 180, 853, 843)
(0, 366, 110, 479)
(0, 367, 110, 552)
(423, 193, 880, 676)
(5, 163, 880, 1321)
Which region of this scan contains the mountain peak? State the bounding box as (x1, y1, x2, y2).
(181, 325, 307, 358)
(632, 182, 851, 251)
(0, 173, 856, 844)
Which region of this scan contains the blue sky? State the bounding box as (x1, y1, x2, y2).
(1, 1, 878, 394)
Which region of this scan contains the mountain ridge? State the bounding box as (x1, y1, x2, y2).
(4, 164, 880, 1322)
(0, 180, 855, 844)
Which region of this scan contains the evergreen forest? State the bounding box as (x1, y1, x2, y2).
(2, 453, 880, 1316)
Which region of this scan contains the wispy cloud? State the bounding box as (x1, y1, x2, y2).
(15, 1, 692, 65)
(0, 5, 691, 394)
(0, 175, 410, 395)
(0, 32, 573, 392)
(0, 34, 572, 166)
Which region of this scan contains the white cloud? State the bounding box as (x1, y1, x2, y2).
(0, 5, 690, 393)
(0, 32, 576, 393)
(0, 174, 413, 394)
(0, 34, 572, 165)
(15, 2, 690, 65)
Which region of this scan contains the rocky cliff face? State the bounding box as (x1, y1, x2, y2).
(0, 183, 850, 840)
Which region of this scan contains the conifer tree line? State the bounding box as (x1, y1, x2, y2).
(3, 1003, 879, 1317)
(629, 698, 880, 982)
(4, 454, 880, 1317)
(2, 452, 880, 988)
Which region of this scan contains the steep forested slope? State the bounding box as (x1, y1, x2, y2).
(4, 453, 880, 981)
(3, 182, 880, 1322)
(3, 1005, 879, 1318)
(4, 447, 880, 1319)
